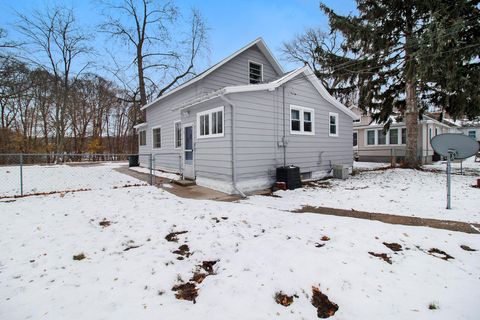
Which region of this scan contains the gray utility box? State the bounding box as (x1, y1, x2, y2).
(333, 164, 349, 179)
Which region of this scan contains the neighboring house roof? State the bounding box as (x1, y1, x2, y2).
(354, 114, 452, 129)
(175, 65, 360, 120)
(141, 37, 284, 111)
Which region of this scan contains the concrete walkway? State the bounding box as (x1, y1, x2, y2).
(293, 205, 480, 234)
(115, 166, 242, 202)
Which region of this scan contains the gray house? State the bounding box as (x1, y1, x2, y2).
(136, 38, 358, 194)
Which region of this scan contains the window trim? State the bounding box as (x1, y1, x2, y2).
(196, 106, 225, 139)
(173, 120, 181, 149)
(365, 127, 406, 146)
(329, 112, 339, 137)
(248, 60, 263, 84)
(139, 129, 146, 146)
(151, 126, 162, 149)
(290, 105, 315, 135)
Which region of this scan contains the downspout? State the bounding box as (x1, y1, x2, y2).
(282, 86, 286, 167)
(219, 94, 247, 198)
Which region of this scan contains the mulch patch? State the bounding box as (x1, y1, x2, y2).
(383, 242, 403, 252)
(200, 260, 218, 274)
(311, 286, 339, 318)
(274, 292, 297, 307)
(99, 219, 112, 227)
(368, 252, 392, 264)
(73, 253, 86, 261)
(460, 245, 477, 252)
(165, 231, 188, 242)
(172, 282, 198, 303)
(123, 245, 141, 251)
(428, 248, 454, 260)
(190, 272, 208, 284)
(173, 244, 191, 257)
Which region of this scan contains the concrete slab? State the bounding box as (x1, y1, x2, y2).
(114, 166, 242, 202)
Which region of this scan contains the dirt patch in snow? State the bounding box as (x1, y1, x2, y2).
(190, 272, 208, 284)
(99, 219, 112, 227)
(428, 248, 454, 260)
(275, 292, 296, 307)
(200, 260, 218, 274)
(368, 252, 392, 264)
(321, 236, 330, 241)
(460, 245, 477, 251)
(73, 253, 86, 261)
(172, 282, 198, 303)
(293, 205, 480, 234)
(172, 244, 191, 257)
(311, 286, 339, 318)
(165, 231, 188, 242)
(383, 242, 403, 252)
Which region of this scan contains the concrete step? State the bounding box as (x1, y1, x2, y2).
(173, 179, 196, 187)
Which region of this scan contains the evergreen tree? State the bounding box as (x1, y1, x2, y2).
(320, 0, 480, 166)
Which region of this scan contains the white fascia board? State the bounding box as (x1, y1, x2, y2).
(141, 37, 283, 111)
(133, 122, 147, 130)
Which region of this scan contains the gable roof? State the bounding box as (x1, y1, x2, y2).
(177, 65, 359, 120)
(141, 37, 284, 111)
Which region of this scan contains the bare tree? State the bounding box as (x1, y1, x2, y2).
(16, 6, 92, 153)
(281, 28, 357, 104)
(100, 0, 208, 109)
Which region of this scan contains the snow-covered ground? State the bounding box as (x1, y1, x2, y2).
(1, 184, 479, 320)
(129, 166, 181, 181)
(0, 162, 139, 197)
(246, 159, 480, 223)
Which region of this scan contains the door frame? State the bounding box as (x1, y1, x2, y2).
(182, 122, 195, 179)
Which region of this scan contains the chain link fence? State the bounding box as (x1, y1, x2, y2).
(0, 153, 183, 198)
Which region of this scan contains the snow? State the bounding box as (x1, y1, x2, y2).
(129, 166, 181, 181)
(246, 164, 480, 223)
(0, 162, 140, 197)
(1, 164, 479, 319)
(353, 161, 391, 170)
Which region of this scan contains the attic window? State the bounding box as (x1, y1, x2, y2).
(249, 61, 263, 84)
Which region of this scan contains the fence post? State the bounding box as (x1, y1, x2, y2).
(149, 154, 153, 185)
(19, 153, 24, 196)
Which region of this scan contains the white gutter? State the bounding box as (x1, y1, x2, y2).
(218, 94, 246, 198)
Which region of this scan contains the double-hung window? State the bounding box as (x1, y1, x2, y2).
(367, 130, 375, 145)
(290, 105, 314, 135)
(152, 127, 161, 149)
(377, 129, 386, 145)
(329, 112, 338, 137)
(468, 130, 476, 139)
(197, 106, 224, 138)
(139, 130, 146, 146)
(353, 132, 358, 147)
(389, 128, 398, 145)
(249, 61, 263, 84)
(174, 121, 182, 148)
(401, 128, 407, 144)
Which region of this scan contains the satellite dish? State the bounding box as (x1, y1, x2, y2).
(430, 133, 479, 209)
(431, 133, 479, 159)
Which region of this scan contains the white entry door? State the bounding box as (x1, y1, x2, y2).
(183, 124, 194, 179)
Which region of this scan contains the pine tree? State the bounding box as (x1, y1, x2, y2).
(320, 0, 479, 166)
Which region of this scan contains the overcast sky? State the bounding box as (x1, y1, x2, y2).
(0, 0, 357, 77)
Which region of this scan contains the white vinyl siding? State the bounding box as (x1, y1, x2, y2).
(139, 130, 146, 146)
(197, 106, 224, 138)
(329, 112, 338, 137)
(290, 105, 314, 135)
(152, 127, 161, 149)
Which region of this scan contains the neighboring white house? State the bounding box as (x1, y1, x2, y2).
(458, 121, 480, 142)
(351, 108, 459, 163)
(136, 38, 359, 194)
